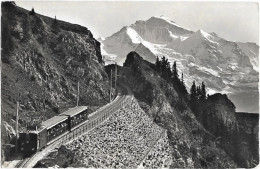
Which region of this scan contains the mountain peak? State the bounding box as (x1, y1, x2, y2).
(192, 29, 217, 42)
(210, 32, 218, 37)
(153, 15, 176, 24)
(97, 36, 105, 42)
(196, 29, 209, 36)
(147, 16, 178, 26)
(102, 16, 259, 113)
(123, 51, 144, 67)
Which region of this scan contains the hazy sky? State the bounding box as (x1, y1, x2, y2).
(15, 1, 259, 44)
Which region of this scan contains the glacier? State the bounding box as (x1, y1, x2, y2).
(101, 16, 259, 113)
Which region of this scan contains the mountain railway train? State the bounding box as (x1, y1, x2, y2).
(19, 106, 90, 154)
(18, 83, 128, 155)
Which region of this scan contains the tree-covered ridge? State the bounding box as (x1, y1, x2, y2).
(125, 52, 258, 167)
(155, 56, 188, 98)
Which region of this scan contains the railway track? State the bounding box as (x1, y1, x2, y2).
(137, 130, 167, 167)
(15, 83, 133, 168)
(15, 158, 29, 168)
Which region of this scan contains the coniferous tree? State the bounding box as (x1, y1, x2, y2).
(54, 16, 58, 24)
(181, 73, 184, 85)
(155, 56, 161, 71)
(172, 61, 178, 80)
(161, 56, 167, 70)
(166, 60, 171, 80)
(196, 85, 202, 99)
(190, 81, 197, 100)
(52, 15, 59, 33)
(201, 82, 206, 99)
(169, 61, 188, 97)
(160, 56, 171, 80)
(29, 8, 36, 15)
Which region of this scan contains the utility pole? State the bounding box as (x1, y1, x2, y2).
(114, 63, 117, 95)
(15, 101, 19, 153)
(110, 69, 112, 102)
(76, 81, 79, 107)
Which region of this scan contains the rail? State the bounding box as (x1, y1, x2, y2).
(16, 83, 132, 168)
(137, 130, 167, 167)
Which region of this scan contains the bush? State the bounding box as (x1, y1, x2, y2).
(52, 107, 60, 114)
(29, 8, 35, 15)
(30, 75, 36, 81)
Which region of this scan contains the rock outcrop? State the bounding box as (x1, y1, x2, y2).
(1, 2, 110, 146)
(117, 51, 238, 168)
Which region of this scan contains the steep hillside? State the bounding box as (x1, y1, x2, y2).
(118, 52, 239, 168)
(191, 94, 258, 167)
(102, 16, 259, 113)
(235, 113, 259, 166)
(1, 2, 110, 145)
(35, 96, 170, 168)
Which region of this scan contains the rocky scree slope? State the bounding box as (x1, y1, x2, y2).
(102, 16, 259, 113)
(1, 3, 110, 146)
(35, 96, 170, 168)
(118, 51, 237, 168)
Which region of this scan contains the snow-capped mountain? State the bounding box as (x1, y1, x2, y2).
(102, 16, 259, 113)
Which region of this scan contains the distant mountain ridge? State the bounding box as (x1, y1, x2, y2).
(101, 16, 259, 113)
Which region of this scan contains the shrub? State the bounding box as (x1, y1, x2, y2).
(29, 8, 35, 15)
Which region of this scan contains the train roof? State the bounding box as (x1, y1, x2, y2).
(41, 116, 68, 129)
(59, 106, 88, 117)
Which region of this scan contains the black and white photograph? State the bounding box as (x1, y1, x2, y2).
(1, 1, 259, 168)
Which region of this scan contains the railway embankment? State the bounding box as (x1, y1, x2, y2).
(35, 95, 172, 168)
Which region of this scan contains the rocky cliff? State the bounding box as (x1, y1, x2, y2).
(235, 113, 259, 167)
(115, 51, 239, 168)
(121, 51, 259, 168)
(1, 2, 110, 145)
(191, 92, 259, 167)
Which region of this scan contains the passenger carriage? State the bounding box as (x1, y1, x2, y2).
(42, 116, 69, 144)
(59, 106, 89, 131)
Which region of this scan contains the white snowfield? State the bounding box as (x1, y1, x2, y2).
(101, 16, 259, 112)
(126, 27, 143, 44)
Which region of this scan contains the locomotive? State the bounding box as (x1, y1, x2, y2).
(19, 106, 89, 154)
